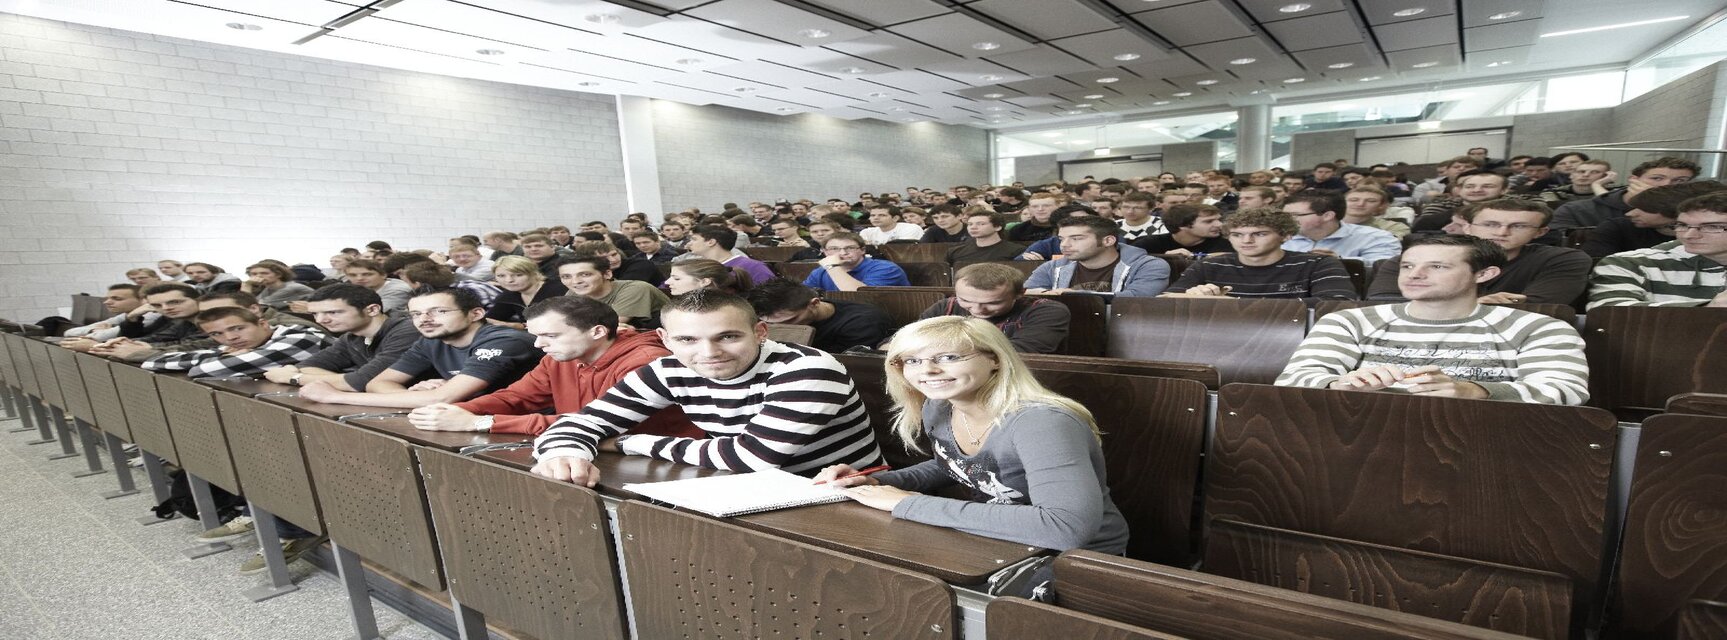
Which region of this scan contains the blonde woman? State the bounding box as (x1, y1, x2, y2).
(663, 258, 755, 296)
(485, 255, 566, 329)
(815, 316, 1128, 595)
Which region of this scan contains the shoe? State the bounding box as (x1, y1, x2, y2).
(195, 515, 254, 542)
(240, 536, 327, 575)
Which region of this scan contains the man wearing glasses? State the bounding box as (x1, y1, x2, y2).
(1589, 192, 1727, 309)
(1280, 191, 1401, 266)
(296, 288, 539, 407)
(802, 232, 910, 292)
(1368, 199, 1592, 305)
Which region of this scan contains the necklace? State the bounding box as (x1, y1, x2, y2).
(953, 408, 991, 446)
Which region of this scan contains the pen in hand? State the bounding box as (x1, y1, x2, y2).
(815, 464, 891, 485)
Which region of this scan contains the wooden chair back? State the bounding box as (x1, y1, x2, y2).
(1108, 298, 1307, 385)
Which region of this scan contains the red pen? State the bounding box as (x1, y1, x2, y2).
(816, 464, 891, 485)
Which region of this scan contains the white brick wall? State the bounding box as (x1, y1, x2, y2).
(649, 100, 989, 211)
(0, 13, 628, 320)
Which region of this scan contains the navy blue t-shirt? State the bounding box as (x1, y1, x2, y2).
(386, 324, 539, 393)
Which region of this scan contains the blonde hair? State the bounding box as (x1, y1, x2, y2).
(492, 255, 544, 283)
(882, 317, 1099, 452)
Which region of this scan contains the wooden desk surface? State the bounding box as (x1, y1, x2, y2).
(258, 392, 406, 421)
(477, 449, 1044, 585)
(345, 415, 530, 452)
(198, 378, 299, 397)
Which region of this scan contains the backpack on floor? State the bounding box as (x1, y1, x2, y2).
(150, 469, 244, 522)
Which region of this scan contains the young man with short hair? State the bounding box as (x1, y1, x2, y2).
(920, 204, 968, 243)
(1281, 191, 1401, 266)
(579, 220, 636, 255)
(61, 284, 149, 345)
(141, 307, 329, 379)
(768, 219, 810, 250)
(1237, 186, 1278, 210)
(263, 284, 421, 391)
(1025, 216, 1170, 297)
(1414, 170, 1511, 232)
(918, 263, 1071, 353)
(400, 262, 503, 310)
(1542, 160, 1613, 206)
(946, 211, 1026, 268)
(1277, 235, 1590, 406)
(1554, 157, 1700, 231)
(182, 262, 241, 294)
(1164, 208, 1357, 300)
(446, 242, 495, 282)
(559, 257, 670, 329)
(748, 278, 897, 353)
(804, 232, 911, 292)
(1581, 181, 1727, 258)
(1006, 193, 1061, 243)
(859, 204, 924, 245)
(343, 259, 412, 313)
(519, 233, 570, 280)
(93, 282, 209, 361)
(1342, 186, 1410, 238)
(1115, 192, 1166, 243)
(789, 220, 838, 262)
(658, 221, 691, 252)
(409, 296, 702, 438)
(1132, 203, 1231, 256)
(1305, 163, 1347, 190)
(295, 289, 541, 407)
(482, 231, 524, 261)
(157, 260, 187, 282)
(532, 290, 886, 486)
(686, 224, 775, 285)
(1368, 199, 1592, 305)
(571, 239, 665, 287)
(1589, 191, 1727, 309)
(200, 290, 324, 332)
(631, 232, 679, 263)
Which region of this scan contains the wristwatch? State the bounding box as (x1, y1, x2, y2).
(473, 415, 495, 432)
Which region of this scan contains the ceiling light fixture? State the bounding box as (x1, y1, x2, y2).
(1152, 100, 1171, 105)
(982, 92, 1005, 98)
(1074, 103, 1092, 108)
(1485, 60, 1512, 68)
(225, 22, 262, 31)
(1327, 62, 1355, 69)
(1096, 77, 1120, 83)
(839, 66, 866, 74)
(584, 13, 620, 24)
(1278, 3, 1312, 13)
(475, 49, 504, 56)
(1065, 110, 1083, 115)
(1412, 61, 1439, 68)
(1173, 91, 1193, 97)
(1196, 79, 1219, 85)
(1488, 11, 1522, 20)
(1358, 76, 1382, 81)
(798, 28, 831, 39)
(1113, 53, 1142, 61)
(1540, 15, 1690, 37)
(979, 74, 1002, 81)
(972, 42, 1001, 51)
(1392, 8, 1426, 17)
(1283, 77, 1306, 83)
(1229, 57, 1257, 65)
(1084, 94, 1105, 99)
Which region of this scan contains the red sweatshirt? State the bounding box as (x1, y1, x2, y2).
(454, 330, 701, 438)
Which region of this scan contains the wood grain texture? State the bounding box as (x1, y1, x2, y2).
(1206, 384, 1616, 631)
(1341, 258, 1370, 297)
(777, 262, 821, 284)
(1020, 354, 1219, 389)
(879, 243, 959, 265)
(742, 246, 804, 263)
(155, 375, 241, 494)
(898, 262, 953, 287)
(765, 322, 816, 347)
(46, 346, 95, 424)
(737, 499, 1044, 586)
(1054, 550, 1526, 640)
(214, 394, 323, 535)
(1677, 600, 1727, 640)
(108, 362, 178, 465)
(418, 448, 627, 640)
(1614, 414, 1727, 639)
(824, 289, 948, 328)
(1203, 519, 1572, 639)
(618, 500, 955, 640)
(298, 415, 444, 590)
(1666, 393, 1727, 417)
(1107, 298, 1307, 385)
(1047, 293, 1110, 357)
(1584, 306, 1727, 414)
(986, 598, 1187, 640)
(74, 352, 132, 442)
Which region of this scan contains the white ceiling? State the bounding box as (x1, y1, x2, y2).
(3, 0, 1722, 129)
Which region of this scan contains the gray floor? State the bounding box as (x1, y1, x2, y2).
(0, 411, 444, 639)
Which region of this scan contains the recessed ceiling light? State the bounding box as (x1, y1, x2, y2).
(1485, 60, 1513, 68)
(1488, 11, 1522, 20)
(1358, 76, 1382, 82)
(1540, 16, 1691, 37)
(1229, 58, 1257, 65)
(1152, 100, 1171, 105)
(676, 58, 703, 65)
(584, 13, 620, 24)
(1392, 8, 1426, 17)
(732, 87, 757, 92)
(1084, 94, 1105, 99)
(979, 74, 1003, 81)
(840, 67, 866, 74)
(1074, 103, 1092, 108)
(1249, 89, 1265, 94)
(225, 22, 262, 31)
(798, 28, 831, 39)
(972, 42, 1001, 51)
(577, 82, 600, 87)
(982, 92, 1005, 98)
(1412, 61, 1439, 68)
(1113, 53, 1142, 61)
(475, 49, 505, 56)
(1282, 78, 1307, 84)
(1096, 77, 1120, 83)
(1173, 91, 1193, 97)
(1196, 79, 1219, 85)
(1278, 3, 1312, 13)
(1065, 110, 1083, 115)
(1327, 62, 1355, 69)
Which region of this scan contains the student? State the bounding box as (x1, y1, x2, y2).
(858, 204, 924, 245)
(803, 232, 911, 292)
(1581, 181, 1727, 258)
(571, 239, 665, 287)
(1281, 191, 1401, 266)
(558, 257, 670, 329)
(239, 262, 314, 310)
(815, 316, 1128, 598)
(263, 284, 421, 391)
(343, 259, 412, 313)
(92, 282, 209, 361)
(141, 307, 328, 379)
(60, 284, 149, 346)
(664, 258, 755, 296)
(400, 261, 502, 310)
(531, 290, 886, 486)
(1368, 199, 1591, 305)
(445, 242, 495, 282)
(1025, 216, 1170, 297)
(296, 288, 541, 408)
(486, 255, 568, 330)
(1277, 235, 1590, 405)
(1130, 203, 1231, 256)
(1115, 192, 1165, 243)
(409, 296, 701, 438)
(1163, 208, 1357, 300)
(1588, 191, 1727, 309)
(747, 278, 897, 353)
(520, 233, 570, 280)
(920, 204, 969, 243)
(946, 210, 1026, 268)
(919, 263, 1070, 354)
(686, 224, 776, 285)
(1005, 193, 1060, 243)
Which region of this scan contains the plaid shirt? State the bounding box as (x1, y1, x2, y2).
(142, 325, 330, 379)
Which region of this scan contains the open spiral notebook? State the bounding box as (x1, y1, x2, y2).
(622, 468, 850, 517)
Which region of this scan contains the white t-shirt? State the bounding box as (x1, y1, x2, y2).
(860, 223, 925, 245)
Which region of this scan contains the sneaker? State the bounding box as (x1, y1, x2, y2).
(194, 515, 254, 542)
(240, 536, 327, 575)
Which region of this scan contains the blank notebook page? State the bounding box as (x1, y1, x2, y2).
(622, 468, 849, 517)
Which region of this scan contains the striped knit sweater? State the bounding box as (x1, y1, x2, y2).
(1275, 304, 1590, 405)
(1587, 240, 1726, 310)
(534, 340, 885, 474)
